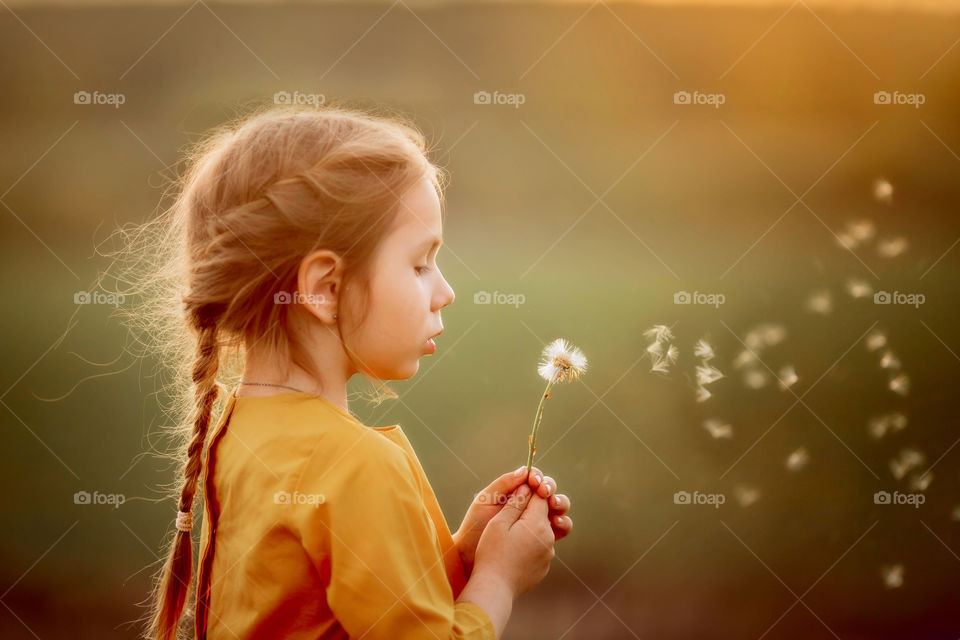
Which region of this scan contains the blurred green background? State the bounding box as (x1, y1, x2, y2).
(2, 0, 959, 638)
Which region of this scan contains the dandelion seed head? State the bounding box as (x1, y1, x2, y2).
(877, 236, 908, 258)
(703, 418, 732, 439)
(873, 178, 894, 205)
(537, 338, 588, 383)
(785, 446, 810, 472)
(881, 564, 903, 589)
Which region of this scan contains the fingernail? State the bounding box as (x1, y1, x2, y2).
(534, 474, 541, 484)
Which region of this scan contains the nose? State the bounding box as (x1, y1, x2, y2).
(435, 271, 455, 310)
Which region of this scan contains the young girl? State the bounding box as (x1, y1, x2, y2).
(139, 104, 574, 639)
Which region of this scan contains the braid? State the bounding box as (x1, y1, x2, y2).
(148, 318, 221, 640)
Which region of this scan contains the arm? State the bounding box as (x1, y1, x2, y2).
(455, 571, 514, 638)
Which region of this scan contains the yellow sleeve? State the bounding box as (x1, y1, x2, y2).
(297, 431, 497, 640)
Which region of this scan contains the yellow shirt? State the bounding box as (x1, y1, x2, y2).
(194, 390, 496, 639)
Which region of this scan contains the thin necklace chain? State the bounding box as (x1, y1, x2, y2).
(239, 381, 310, 394)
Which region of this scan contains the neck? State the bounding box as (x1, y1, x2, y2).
(239, 348, 353, 414)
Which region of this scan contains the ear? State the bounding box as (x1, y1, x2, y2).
(297, 250, 343, 325)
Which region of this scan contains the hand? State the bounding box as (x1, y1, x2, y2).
(454, 466, 573, 578)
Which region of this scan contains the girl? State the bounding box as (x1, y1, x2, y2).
(135, 104, 574, 639)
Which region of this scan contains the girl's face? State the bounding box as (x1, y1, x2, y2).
(345, 176, 455, 380)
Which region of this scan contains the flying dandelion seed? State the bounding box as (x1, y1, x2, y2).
(890, 448, 925, 481)
(848, 219, 877, 243)
(644, 325, 674, 344)
(873, 178, 894, 205)
(696, 364, 724, 386)
(866, 331, 887, 352)
(761, 325, 786, 346)
(743, 370, 769, 390)
(880, 351, 901, 370)
(952, 505, 960, 521)
(733, 349, 757, 369)
(908, 472, 932, 492)
(695, 386, 712, 403)
(805, 290, 832, 315)
(778, 365, 798, 391)
(694, 339, 715, 361)
(785, 446, 810, 471)
(644, 326, 678, 375)
(527, 338, 588, 473)
(837, 231, 857, 250)
(867, 412, 908, 439)
(877, 237, 908, 258)
(734, 485, 761, 507)
(846, 278, 873, 299)
(703, 418, 732, 439)
(889, 373, 910, 396)
(881, 564, 904, 589)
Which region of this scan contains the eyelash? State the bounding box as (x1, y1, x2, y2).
(415, 265, 432, 276)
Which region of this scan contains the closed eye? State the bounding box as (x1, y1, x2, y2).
(415, 265, 431, 276)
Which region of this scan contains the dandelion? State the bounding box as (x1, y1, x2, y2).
(805, 290, 832, 315)
(778, 364, 798, 391)
(734, 485, 761, 507)
(703, 418, 732, 439)
(846, 278, 873, 299)
(888, 373, 910, 396)
(527, 339, 588, 474)
(785, 446, 809, 471)
(873, 177, 894, 205)
(877, 236, 908, 258)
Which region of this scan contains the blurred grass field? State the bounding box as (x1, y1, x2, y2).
(2, 1, 960, 638)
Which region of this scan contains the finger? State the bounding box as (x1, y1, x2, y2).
(551, 515, 572, 540)
(494, 484, 532, 525)
(536, 475, 556, 499)
(517, 490, 550, 525)
(481, 467, 532, 504)
(525, 466, 545, 489)
(548, 493, 570, 515)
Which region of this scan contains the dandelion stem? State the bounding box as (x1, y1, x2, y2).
(526, 377, 555, 473)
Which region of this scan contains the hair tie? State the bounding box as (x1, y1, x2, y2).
(175, 510, 194, 532)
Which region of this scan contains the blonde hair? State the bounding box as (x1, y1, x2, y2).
(104, 102, 446, 640)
